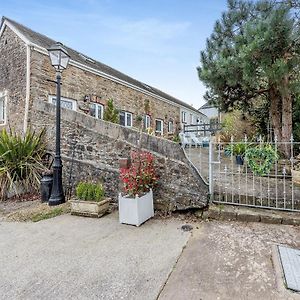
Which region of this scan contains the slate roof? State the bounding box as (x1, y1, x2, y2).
(199, 102, 215, 109)
(2, 17, 204, 115)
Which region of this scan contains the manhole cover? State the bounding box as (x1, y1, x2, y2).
(181, 224, 193, 232)
(278, 245, 300, 292)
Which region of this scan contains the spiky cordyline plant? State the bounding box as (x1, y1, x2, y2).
(0, 128, 47, 200)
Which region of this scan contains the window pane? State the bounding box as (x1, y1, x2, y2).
(90, 103, 96, 117)
(51, 97, 74, 110)
(61, 100, 74, 110)
(0, 97, 4, 122)
(119, 111, 125, 126)
(144, 115, 150, 129)
(126, 113, 132, 127)
(156, 120, 162, 131)
(168, 121, 173, 133)
(98, 104, 103, 119)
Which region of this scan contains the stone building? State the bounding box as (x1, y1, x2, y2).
(0, 17, 209, 210)
(0, 17, 208, 136)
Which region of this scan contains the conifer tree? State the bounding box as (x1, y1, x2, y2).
(198, 0, 300, 155)
(103, 99, 119, 123)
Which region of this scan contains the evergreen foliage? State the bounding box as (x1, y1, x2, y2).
(76, 182, 105, 202)
(0, 128, 47, 199)
(198, 0, 300, 154)
(103, 99, 119, 123)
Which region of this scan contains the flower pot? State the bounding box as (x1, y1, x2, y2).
(292, 169, 300, 185)
(236, 155, 244, 165)
(70, 198, 110, 218)
(118, 189, 154, 226)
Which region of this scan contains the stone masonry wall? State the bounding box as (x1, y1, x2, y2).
(0, 26, 27, 132)
(31, 100, 208, 211)
(29, 50, 181, 137)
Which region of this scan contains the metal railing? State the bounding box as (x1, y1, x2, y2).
(185, 135, 300, 212)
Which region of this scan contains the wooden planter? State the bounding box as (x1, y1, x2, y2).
(70, 198, 110, 218)
(292, 170, 300, 185)
(118, 189, 154, 226)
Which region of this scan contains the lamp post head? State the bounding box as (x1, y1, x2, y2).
(47, 42, 70, 72)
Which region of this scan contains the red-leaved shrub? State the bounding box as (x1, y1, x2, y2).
(120, 151, 158, 197)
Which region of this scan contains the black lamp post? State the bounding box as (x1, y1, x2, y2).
(47, 42, 70, 206)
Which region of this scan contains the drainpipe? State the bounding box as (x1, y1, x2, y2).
(23, 45, 31, 133)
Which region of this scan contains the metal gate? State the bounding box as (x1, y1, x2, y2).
(208, 136, 300, 212)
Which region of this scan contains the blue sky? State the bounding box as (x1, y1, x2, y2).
(1, 0, 228, 108)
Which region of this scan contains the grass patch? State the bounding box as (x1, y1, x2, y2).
(6, 202, 70, 222)
(31, 207, 65, 222)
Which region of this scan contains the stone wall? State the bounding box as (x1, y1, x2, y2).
(31, 100, 208, 211)
(0, 26, 27, 132)
(29, 50, 181, 137)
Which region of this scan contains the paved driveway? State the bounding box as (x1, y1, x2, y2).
(2, 211, 300, 300)
(159, 220, 300, 300)
(0, 213, 190, 300)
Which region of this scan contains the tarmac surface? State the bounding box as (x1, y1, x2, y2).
(1, 212, 300, 300)
(0, 213, 190, 300)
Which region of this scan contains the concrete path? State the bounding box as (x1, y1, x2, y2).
(0, 213, 190, 300)
(159, 220, 300, 300)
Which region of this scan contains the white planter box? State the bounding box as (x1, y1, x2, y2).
(118, 189, 154, 226)
(70, 198, 110, 218)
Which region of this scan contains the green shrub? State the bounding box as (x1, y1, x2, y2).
(0, 128, 47, 200)
(245, 144, 278, 176)
(172, 134, 180, 143)
(76, 182, 105, 202)
(103, 99, 119, 123)
(225, 142, 249, 157)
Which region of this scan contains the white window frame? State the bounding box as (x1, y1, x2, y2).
(120, 111, 133, 127)
(48, 95, 77, 111)
(168, 120, 174, 133)
(0, 91, 7, 125)
(181, 111, 187, 123)
(155, 119, 164, 135)
(90, 103, 104, 119)
(144, 114, 151, 129)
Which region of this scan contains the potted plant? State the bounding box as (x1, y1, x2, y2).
(119, 150, 158, 226)
(225, 142, 247, 165)
(70, 182, 110, 217)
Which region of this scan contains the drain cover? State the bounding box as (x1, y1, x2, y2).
(181, 224, 193, 232)
(278, 245, 300, 292)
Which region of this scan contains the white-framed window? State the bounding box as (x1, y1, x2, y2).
(49, 95, 77, 111)
(90, 103, 104, 119)
(190, 114, 193, 124)
(155, 119, 163, 135)
(0, 91, 7, 125)
(119, 111, 132, 127)
(181, 111, 186, 123)
(168, 121, 174, 133)
(144, 114, 151, 129)
(193, 115, 198, 125)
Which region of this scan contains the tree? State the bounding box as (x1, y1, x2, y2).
(103, 99, 119, 123)
(198, 0, 300, 156)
